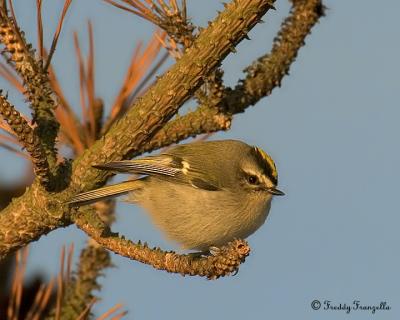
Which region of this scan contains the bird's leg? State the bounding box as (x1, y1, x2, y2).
(186, 246, 221, 258)
(208, 246, 221, 256)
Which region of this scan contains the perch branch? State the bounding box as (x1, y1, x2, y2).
(74, 209, 250, 280)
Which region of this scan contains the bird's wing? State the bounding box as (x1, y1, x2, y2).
(92, 155, 181, 177)
(93, 154, 221, 191)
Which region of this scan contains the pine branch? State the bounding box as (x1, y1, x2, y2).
(135, 0, 324, 154)
(71, 0, 276, 190)
(137, 105, 232, 154)
(74, 208, 249, 280)
(223, 0, 325, 114)
(0, 0, 324, 266)
(0, 8, 60, 169)
(0, 94, 51, 187)
(46, 245, 111, 320)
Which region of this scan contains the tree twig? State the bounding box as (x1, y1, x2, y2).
(0, 7, 60, 169)
(74, 208, 250, 280)
(222, 0, 325, 114)
(0, 94, 52, 187)
(0, 0, 324, 263)
(71, 0, 276, 191)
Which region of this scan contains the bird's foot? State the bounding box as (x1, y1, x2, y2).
(186, 246, 221, 258)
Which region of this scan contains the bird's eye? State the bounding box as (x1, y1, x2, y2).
(247, 175, 259, 185)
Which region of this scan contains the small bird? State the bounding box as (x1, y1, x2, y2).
(69, 140, 284, 251)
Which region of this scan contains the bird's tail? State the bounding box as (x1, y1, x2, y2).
(68, 180, 141, 206)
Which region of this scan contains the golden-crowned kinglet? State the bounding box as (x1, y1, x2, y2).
(69, 140, 284, 251)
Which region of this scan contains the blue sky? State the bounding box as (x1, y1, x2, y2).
(1, 0, 399, 319)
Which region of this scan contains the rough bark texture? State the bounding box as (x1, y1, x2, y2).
(0, 0, 325, 281)
(0, 0, 276, 260)
(0, 95, 51, 187)
(0, 11, 59, 168)
(75, 209, 250, 280)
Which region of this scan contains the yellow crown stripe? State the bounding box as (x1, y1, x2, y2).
(254, 146, 278, 180)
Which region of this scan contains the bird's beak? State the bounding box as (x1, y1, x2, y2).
(268, 187, 285, 196)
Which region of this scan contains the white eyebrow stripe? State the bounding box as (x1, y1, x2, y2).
(242, 168, 274, 186)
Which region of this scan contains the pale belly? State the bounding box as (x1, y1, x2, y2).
(132, 179, 273, 251)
